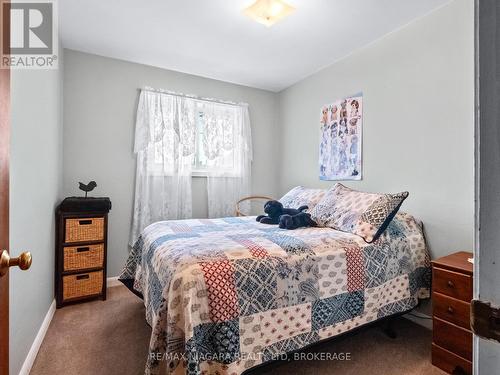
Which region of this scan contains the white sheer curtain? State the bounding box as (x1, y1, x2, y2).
(130, 90, 195, 245)
(131, 88, 253, 243)
(205, 104, 252, 218)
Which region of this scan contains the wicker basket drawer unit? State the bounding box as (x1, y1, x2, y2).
(56, 197, 111, 308)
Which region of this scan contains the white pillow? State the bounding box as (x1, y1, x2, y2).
(279, 186, 326, 212)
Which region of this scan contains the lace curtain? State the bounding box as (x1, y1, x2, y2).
(130, 90, 195, 245)
(131, 89, 253, 244)
(202, 103, 252, 218)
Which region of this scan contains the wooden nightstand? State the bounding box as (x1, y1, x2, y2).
(55, 198, 111, 308)
(431, 251, 473, 375)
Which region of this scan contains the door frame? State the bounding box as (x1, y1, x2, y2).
(474, 1, 500, 374)
(0, 1, 10, 374)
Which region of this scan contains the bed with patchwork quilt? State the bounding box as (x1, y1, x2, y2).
(119, 212, 431, 375)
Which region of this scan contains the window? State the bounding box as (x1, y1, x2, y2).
(193, 106, 236, 174)
(151, 101, 238, 176)
(132, 89, 252, 233)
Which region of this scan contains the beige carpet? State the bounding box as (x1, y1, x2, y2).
(30, 286, 445, 375)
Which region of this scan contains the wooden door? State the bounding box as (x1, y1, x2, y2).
(0, 1, 9, 373)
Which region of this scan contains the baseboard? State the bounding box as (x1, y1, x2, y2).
(19, 299, 56, 375)
(17, 278, 121, 374)
(107, 276, 121, 288)
(403, 312, 433, 330)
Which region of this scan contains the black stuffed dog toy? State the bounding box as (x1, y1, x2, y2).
(256, 200, 308, 225)
(279, 212, 317, 230)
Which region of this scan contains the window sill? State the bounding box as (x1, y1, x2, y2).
(192, 172, 207, 178)
(192, 170, 215, 178)
(191, 171, 240, 178)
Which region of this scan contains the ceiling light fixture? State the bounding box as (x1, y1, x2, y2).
(243, 0, 295, 27)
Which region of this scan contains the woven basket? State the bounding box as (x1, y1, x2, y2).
(63, 270, 103, 300)
(65, 217, 104, 243)
(63, 244, 104, 271)
(235, 196, 274, 216)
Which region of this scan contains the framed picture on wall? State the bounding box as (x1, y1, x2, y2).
(319, 93, 363, 180)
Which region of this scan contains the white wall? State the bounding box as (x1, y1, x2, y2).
(9, 64, 63, 373)
(277, 0, 474, 260)
(62, 0, 473, 274)
(62, 50, 279, 276)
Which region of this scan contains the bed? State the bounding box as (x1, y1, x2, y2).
(119, 212, 431, 375)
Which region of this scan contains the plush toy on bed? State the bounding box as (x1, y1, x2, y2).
(256, 200, 309, 225)
(279, 212, 317, 230)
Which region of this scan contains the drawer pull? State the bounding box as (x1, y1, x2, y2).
(76, 247, 90, 253)
(79, 219, 93, 225)
(447, 306, 454, 314)
(447, 280, 455, 288)
(76, 274, 90, 280)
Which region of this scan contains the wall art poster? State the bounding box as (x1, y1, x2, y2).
(319, 93, 362, 180)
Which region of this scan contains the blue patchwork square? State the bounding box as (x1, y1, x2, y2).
(192, 319, 240, 364)
(185, 339, 200, 375)
(275, 256, 319, 307)
(383, 218, 406, 239)
(146, 272, 165, 313)
(363, 243, 390, 288)
(264, 233, 312, 255)
(234, 258, 277, 315)
(262, 331, 320, 362)
(190, 225, 225, 233)
(408, 266, 431, 295)
(311, 291, 364, 330)
(377, 297, 416, 319)
(257, 226, 282, 233)
(146, 233, 200, 264)
(221, 217, 247, 224)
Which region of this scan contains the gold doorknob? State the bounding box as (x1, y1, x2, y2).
(0, 250, 32, 277)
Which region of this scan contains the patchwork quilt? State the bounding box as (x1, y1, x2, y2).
(119, 213, 431, 375)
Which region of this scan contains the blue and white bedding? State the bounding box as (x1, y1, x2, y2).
(119, 212, 431, 375)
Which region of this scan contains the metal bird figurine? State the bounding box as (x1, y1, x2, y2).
(79, 181, 97, 198)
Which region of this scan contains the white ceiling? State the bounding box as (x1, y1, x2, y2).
(60, 0, 450, 92)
